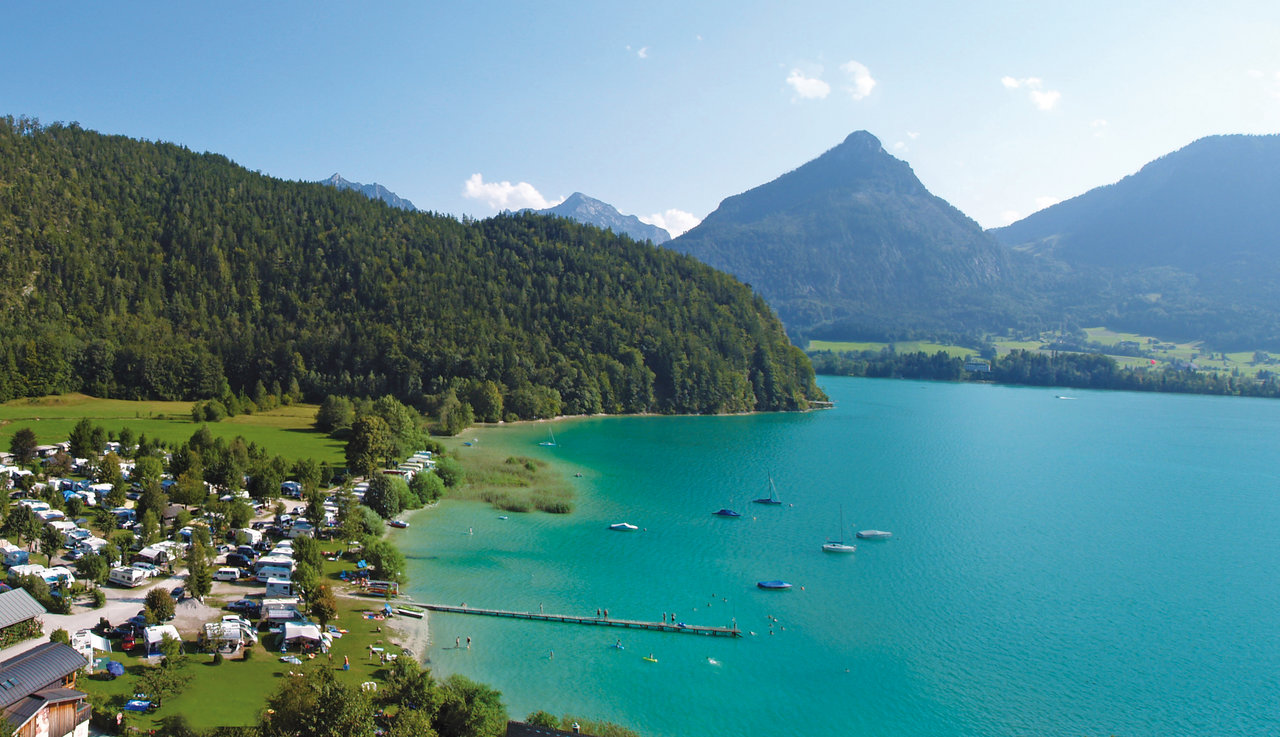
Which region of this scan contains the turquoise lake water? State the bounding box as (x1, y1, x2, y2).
(396, 377, 1280, 736)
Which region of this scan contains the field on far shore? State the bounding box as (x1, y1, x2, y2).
(806, 340, 977, 357)
(0, 394, 345, 464)
(808, 329, 1277, 379)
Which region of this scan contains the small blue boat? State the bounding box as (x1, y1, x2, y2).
(757, 580, 792, 590)
(713, 508, 741, 518)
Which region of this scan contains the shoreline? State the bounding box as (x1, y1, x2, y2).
(382, 505, 439, 664)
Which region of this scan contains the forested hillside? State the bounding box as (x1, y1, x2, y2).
(992, 134, 1280, 350)
(0, 117, 823, 416)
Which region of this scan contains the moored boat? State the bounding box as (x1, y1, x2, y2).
(822, 506, 856, 553)
(856, 529, 892, 539)
(609, 522, 639, 531)
(753, 476, 782, 505)
(757, 580, 792, 590)
(388, 520, 409, 529)
(713, 508, 741, 518)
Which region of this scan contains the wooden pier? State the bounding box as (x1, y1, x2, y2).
(422, 604, 741, 638)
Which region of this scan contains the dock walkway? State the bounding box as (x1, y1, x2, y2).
(422, 604, 741, 637)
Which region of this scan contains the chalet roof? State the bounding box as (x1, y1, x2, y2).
(4, 687, 87, 729)
(506, 721, 598, 737)
(0, 642, 87, 708)
(0, 588, 45, 630)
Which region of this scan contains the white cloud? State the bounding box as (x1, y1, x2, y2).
(893, 141, 907, 151)
(840, 60, 876, 100)
(641, 209, 701, 238)
(1028, 89, 1061, 111)
(907, 131, 919, 139)
(637, 46, 649, 59)
(462, 173, 563, 211)
(1034, 196, 1061, 211)
(999, 210, 1022, 225)
(1003, 76, 1061, 110)
(786, 69, 830, 100)
(1090, 119, 1108, 137)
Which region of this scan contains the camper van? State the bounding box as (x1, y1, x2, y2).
(264, 578, 294, 597)
(108, 566, 148, 588)
(256, 566, 292, 583)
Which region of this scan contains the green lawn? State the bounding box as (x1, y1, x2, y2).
(0, 394, 345, 464)
(80, 552, 412, 731)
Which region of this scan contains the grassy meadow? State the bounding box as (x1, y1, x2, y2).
(434, 426, 574, 514)
(0, 394, 345, 464)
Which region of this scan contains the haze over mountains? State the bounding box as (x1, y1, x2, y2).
(989, 134, 1280, 348)
(320, 173, 417, 211)
(535, 192, 671, 244)
(669, 131, 1026, 341)
(668, 130, 1280, 351)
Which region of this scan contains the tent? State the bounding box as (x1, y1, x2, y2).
(282, 622, 330, 653)
(105, 660, 125, 677)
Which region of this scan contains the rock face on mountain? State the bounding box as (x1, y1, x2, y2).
(537, 192, 670, 244)
(321, 173, 416, 211)
(992, 134, 1280, 348)
(669, 131, 1019, 339)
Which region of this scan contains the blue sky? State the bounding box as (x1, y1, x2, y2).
(4, 1, 1279, 233)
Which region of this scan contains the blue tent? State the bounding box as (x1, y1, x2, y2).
(106, 660, 126, 677)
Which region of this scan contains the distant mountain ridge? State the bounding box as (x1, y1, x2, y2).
(536, 192, 670, 244)
(669, 131, 1023, 340)
(320, 173, 417, 211)
(992, 134, 1280, 348)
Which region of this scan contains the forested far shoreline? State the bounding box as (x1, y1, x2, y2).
(809, 348, 1280, 398)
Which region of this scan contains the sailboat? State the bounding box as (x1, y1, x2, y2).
(752, 476, 782, 505)
(822, 507, 856, 553)
(538, 428, 556, 447)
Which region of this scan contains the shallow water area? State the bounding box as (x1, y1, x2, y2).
(399, 377, 1280, 737)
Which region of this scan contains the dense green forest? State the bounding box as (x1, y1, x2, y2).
(0, 117, 823, 416)
(809, 348, 1280, 398)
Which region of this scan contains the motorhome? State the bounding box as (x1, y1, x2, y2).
(256, 566, 292, 583)
(265, 578, 294, 597)
(108, 566, 147, 588)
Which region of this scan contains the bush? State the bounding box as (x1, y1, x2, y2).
(212, 652, 224, 665)
(91, 588, 106, 608)
(241, 646, 255, 661)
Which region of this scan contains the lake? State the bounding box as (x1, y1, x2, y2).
(397, 377, 1280, 736)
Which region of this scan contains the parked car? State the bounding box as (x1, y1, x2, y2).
(227, 599, 260, 615)
(171, 586, 184, 600)
(226, 553, 252, 568)
(213, 567, 241, 582)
